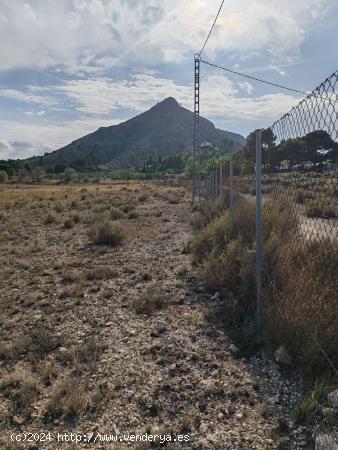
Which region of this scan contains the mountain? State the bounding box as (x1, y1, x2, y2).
(32, 97, 245, 170)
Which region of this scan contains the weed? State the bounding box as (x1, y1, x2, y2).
(54, 202, 64, 213)
(89, 220, 125, 246)
(85, 266, 114, 280)
(135, 286, 167, 315)
(292, 382, 325, 425)
(138, 193, 149, 202)
(63, 217, 73, 229)
(127, 209, 139, 220)
(71, 340, 101, 373)
(43, 212, 58, 225)
(111, 206, 125, 220)
(1, 368, 41, 414)
(38, 359, 58, 386)
(29, 327, 61, 355)
(46, 377, 85, 420)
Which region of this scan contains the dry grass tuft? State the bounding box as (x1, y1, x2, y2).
(135, 286, 168, 315)
(46, 377, 86, 420)
(1, 368, 41, 414)
(89, 220, 125, 246)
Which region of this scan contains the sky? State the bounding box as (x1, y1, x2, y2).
(0, 0, 338, 160)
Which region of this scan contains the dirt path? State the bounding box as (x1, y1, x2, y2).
(0, 183, 305, 449)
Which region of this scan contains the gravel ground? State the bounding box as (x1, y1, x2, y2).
(0, 182, 328, 449)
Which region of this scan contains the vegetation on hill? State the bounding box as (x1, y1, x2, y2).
(21, 97, 244, 172)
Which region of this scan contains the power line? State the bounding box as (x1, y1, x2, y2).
(198, 0, 225, 58)
(200, 59, 307, 95)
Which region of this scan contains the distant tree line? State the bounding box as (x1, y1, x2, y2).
(233, 129, 338, 175)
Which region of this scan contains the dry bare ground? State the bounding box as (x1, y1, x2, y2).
(0, 182, 306, 449)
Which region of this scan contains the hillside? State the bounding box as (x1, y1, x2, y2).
(31, 97, 244, 170)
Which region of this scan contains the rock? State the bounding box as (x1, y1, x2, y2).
(58, 347, 69, 354)
(321, 407, 337, 418)
(168, 364, 177, 377)
(126, 390, 134, 400)
(278, 437, 290, 450)
(199, 422, 208, 434)
(315, 434, 338, 450)
(229, 344, 239, 353)
(275, 346, 292, 365)
(328, 390, 338, 409)
(130, 416, 139, 427)
(13, 415, 25, 425)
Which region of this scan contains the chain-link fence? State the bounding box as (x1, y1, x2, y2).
(202, 71, 338, 449)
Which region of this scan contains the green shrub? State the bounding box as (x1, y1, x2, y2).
(121, 197, 136, 213)
(305, 202, 337, 219)
(71, 213, 80, 223)
(111, 206, 126, 220)
(63, 217, 73, 229)
(46, 378, 85, 419)
(292, 382, 324, 425)
(0, 170, 8, 183)
(127, 210, 139, 220)
(54, 202, 64, 213)
(89, 220, 125, 246)
(192, 193, 338, 375)
(191, 200, 255, 264)
(135, 286, 167, 315)
(44, 212, 58, 224)
(138, 193, 149, 202)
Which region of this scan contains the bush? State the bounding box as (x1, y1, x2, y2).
(63, 168, 77, 183)
(63, 217, 73, 229)
(121, 197, 136, 213)
(192, 193, 338, 375)
(138, 193, 149, 202)
(262, 197, 338, 375)
(127, 210, 139, 220)
(43, 212, 58, 224)
(0, 170, 8, 183)
(110, 206, 125, 220)
(1, 368, 41, 414)
(305, 202, 337, 219)
(89, 220, 125, 246)
(71, 213, 80, 223)
(191, 199, 255, 264)
(54, 202, 64, 213)
(46, 378, 85, 420)
(135, 286, 167, 315)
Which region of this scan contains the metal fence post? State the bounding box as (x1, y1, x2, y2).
(255, 130, 262, 337)
(212, 171, 214, 199)
(219, 164, 223, 196)
(214, 169, 217, 198)
(229, 155, 234, 208)
(216, 167, 219, 197)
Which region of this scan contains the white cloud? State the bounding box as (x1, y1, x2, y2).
(0, 71, 302, 160)
(0, 0, 335, 73)
(52, 75, 191, 115)
(52, 72, 300, 124)
(0, 88, 57, 107)
(238, 81, 254, 95)
(0, 117, 123, 159)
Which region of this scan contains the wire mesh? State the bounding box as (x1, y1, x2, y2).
(263, 73, 338, 450)
(201, 70, 338, 449)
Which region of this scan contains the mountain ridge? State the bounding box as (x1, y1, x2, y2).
(30, 97, 245, 170)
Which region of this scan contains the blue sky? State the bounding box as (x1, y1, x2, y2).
(0, 0, 338, 159)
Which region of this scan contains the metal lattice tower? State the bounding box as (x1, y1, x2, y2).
(193, 55, 200, 203)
